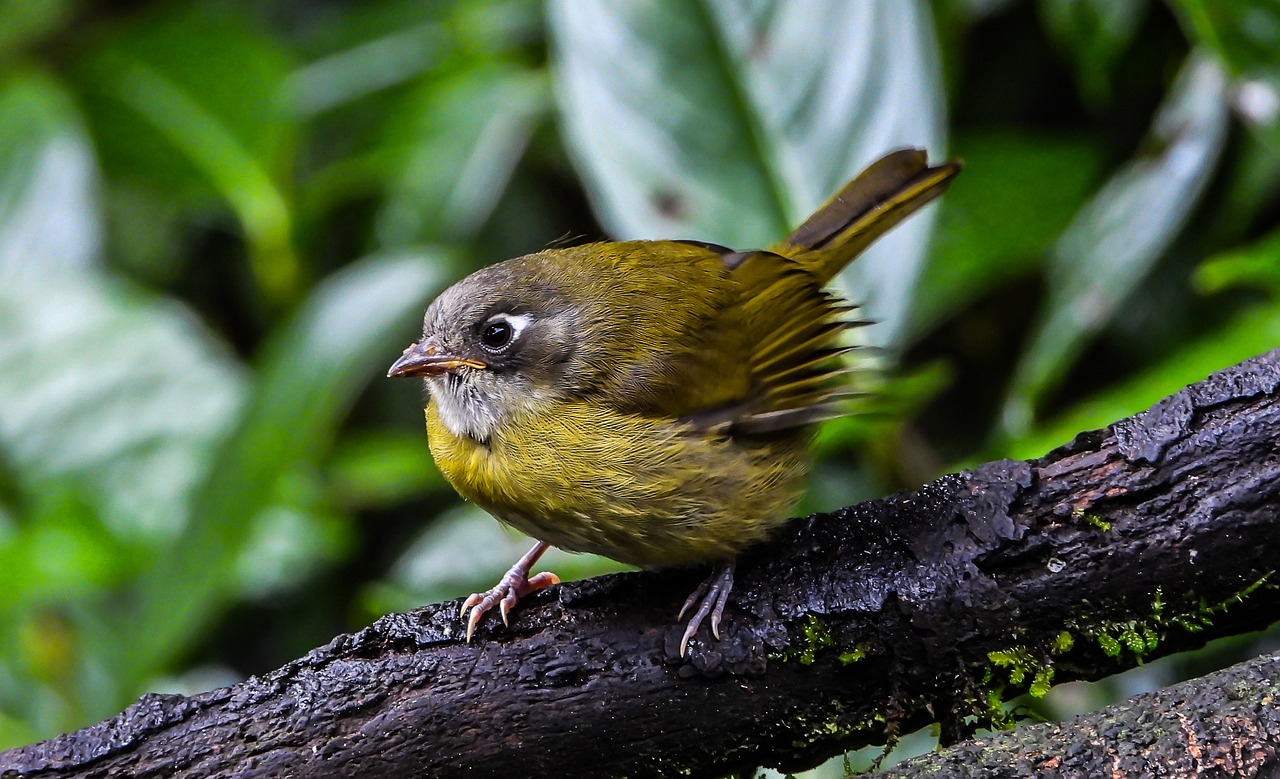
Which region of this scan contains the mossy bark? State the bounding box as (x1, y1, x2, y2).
(872, 652, 1280, 778)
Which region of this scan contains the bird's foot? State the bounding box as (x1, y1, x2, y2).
(677, 561, 735, 656)
(460, 541, 559, 641)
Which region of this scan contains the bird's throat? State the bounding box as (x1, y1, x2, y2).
(425, 376, 502, 444)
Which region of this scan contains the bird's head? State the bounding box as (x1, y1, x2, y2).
(388, 256, 585, 443)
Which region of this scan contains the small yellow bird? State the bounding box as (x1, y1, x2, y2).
(389, 149, 959, 655)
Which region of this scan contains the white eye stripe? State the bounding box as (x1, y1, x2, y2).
(489, 313, 532, 340)
(479, 312, 533, 352)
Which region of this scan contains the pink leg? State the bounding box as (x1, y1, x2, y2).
(460, 541, 559, 641)
(677, 561, 735, 656)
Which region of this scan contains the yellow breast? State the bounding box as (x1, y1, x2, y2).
(425, 399, 807, 568)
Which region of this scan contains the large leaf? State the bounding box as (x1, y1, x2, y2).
(0, 72, 100, 274)
(122, 251, 446, 687)
(0, 270, 246, 729)
(550, 0, 946, 347)
(0, 275, 245, 543)
(0, 70, 250, 727)
(0, 71, 242, 540)
(999, 54, 1230, 436)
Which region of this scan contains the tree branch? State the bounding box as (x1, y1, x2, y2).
(871, 651, 1280, 777)
(3, 349, 1279, 778)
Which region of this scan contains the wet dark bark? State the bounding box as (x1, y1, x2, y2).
(2, 349, 1278, 779)
(871, 651, 1280, 778)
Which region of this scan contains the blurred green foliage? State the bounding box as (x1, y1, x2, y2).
(0, 0, 1278, 774)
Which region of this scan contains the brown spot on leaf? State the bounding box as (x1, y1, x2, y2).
(652, 190, 684, 218)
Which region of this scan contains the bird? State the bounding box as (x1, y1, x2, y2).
(388, 148, 960, 655)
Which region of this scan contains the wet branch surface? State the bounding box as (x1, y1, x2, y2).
(871, 650, 1280, 777)
(2, 349, 1279, 778)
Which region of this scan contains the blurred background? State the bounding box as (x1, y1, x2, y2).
(0, 0, 1278, 773)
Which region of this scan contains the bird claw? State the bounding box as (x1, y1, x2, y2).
(462, 568, 560, 641)
(678, 562, 735, 657)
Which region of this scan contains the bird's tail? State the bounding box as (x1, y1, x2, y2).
(771, 149, 962, 285)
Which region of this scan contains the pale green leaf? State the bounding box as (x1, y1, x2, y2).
(0, 273, 244, 541)
(287, 23, 449, 117)
(0, 72, 100, 273)
(1001, 54, 1230, 435)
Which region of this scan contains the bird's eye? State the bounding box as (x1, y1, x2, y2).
(478, 312, 531, 353)
(481, 321, 512, 350)
(481, 310, 535, 354)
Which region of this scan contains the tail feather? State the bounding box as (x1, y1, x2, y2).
(696, 149, 960, 439)
(772, 148, 962, 285)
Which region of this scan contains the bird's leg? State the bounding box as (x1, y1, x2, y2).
(460, 540, 559, 641)
(677, 561, 735, 656)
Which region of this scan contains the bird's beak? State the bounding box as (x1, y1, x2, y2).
(387, 337, 486, 378)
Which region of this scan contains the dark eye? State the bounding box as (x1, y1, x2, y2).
(477, 312, 531, 353)
(480, 320, 514, 351)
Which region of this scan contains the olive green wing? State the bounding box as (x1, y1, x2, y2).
(566, 240, 755, 417)
(679, 247, 863, 436)
(582, 240, 859, 436)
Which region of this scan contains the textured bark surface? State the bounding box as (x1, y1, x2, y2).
(872, 652, 1280, 778)
(2, 349, 1279, 778)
